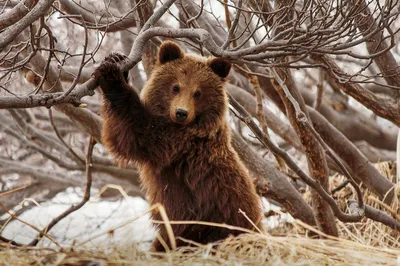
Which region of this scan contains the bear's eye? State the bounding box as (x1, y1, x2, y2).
(194, 91, 201, 99)
(172, 85, 180, 93)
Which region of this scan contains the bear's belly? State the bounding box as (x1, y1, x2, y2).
(139, 161, 258, 225)
(139, 163, 199, 219)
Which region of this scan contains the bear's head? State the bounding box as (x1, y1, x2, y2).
(141, 41, 231, 133)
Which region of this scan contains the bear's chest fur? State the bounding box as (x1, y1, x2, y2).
(138, 130, 244, 218)
(139, 134, 223, 200)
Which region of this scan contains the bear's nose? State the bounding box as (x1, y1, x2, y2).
(176, 109, 188, 122)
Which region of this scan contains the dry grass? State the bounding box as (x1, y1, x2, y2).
(330, 161, 400, 248)
(1, 162, 399, 265)
(1, 227, 399, 266)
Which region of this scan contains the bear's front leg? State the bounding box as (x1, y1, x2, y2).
(93, 53, 149, 164)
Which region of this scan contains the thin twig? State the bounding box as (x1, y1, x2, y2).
(28, 137, 96, 246)
(331, 180, 350, 195)
(0, 235, 21, 246)
(222, 0, 242, 49)
(0, 185, 29, 197)
(54, 16, 89, 101)
(48, 108, 85, 165)
(313, 71, 325, 110)
(186, 0, 204, 25)
(0, 201, 62, 249)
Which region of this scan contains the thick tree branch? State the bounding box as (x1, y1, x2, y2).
(0, 0, 37, 31)
(272, 67, 338, 236)
(231, 131, 316, 226)
(0, 0, 56, 50)
(349, 200, 400, 231)
(308, 108, 395, 203)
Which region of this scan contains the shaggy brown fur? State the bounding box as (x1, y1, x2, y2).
(93, 42, 262, 251)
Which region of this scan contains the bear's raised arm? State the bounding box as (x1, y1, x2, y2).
(93, 53, 170, 165)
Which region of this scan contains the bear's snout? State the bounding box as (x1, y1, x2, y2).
(175, 109, 188, 122)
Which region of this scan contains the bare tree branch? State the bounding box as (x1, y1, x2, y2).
(312, 55, 400, 127)
(58, 0, 138, 32)
(0, 0, 56, 50)
(0, 0, 37, 31)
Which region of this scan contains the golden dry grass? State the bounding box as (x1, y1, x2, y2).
(1, 226, 399, 266)
(328, 161, 400, 248)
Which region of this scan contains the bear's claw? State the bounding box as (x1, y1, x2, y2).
(105, 53, 128, 64)
(105, 53, 129, 82)
(93, 53, 129, 91)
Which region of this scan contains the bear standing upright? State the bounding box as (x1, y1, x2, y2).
(93, 41, 262, 251)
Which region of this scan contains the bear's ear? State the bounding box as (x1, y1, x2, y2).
(158, 41, 184, 64)
(208, 58, 231, 79)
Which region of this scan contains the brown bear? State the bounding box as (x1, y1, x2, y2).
(93, 41, 262, 251)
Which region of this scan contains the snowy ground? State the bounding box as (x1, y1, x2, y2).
(1, 188, 287, 250)
(1, 188, 156, 250)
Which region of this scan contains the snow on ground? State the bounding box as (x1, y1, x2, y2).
(1, 187, 288, 251)
(1, 188, 156, 250)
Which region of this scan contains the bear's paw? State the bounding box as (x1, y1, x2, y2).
(93, 53, 129, 91)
